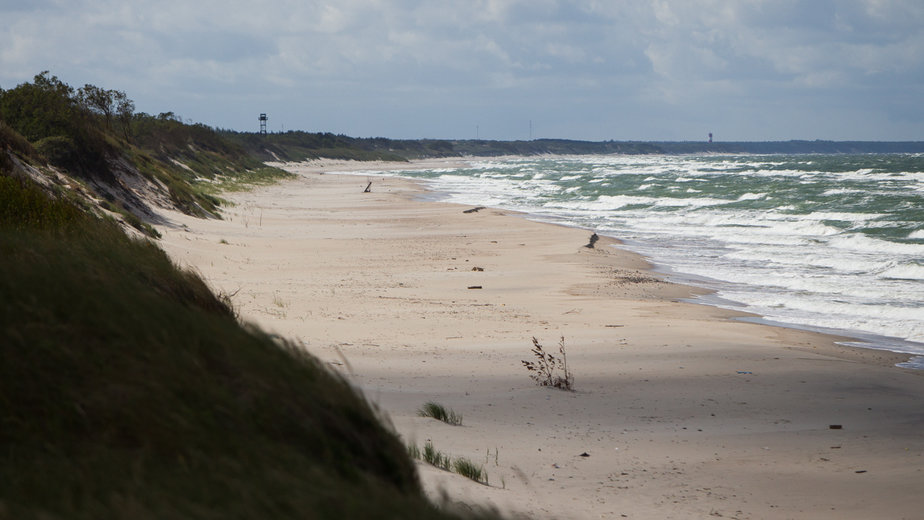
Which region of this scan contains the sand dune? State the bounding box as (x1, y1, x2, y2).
(156, 159, 924, 519)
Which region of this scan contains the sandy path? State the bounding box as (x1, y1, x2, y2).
(156, 160, 924, 519)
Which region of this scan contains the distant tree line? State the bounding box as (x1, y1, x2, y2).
(0, 72, 259, 185)
(0, 72, 133, 179)
(0, 72, 276, 218)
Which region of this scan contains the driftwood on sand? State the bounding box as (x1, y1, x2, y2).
(585, 232, 599, 249)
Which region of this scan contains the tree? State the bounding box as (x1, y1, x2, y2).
(114, 91, 135, 140)
(78, 84, 115, 129)
(0, 71, 79, 142)
(0, 72, 115, 179)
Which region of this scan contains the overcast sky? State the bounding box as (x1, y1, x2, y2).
(1, 0, 922, 141)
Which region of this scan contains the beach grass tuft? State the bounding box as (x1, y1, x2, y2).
(413, 441, 489, 485)
(453, 458, 488, 485)
(418, 401, 463, 426)
(422, 441, 452, 471)
(407, 442, 421, 460)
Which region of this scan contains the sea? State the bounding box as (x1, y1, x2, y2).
(344, 154, 924, 368)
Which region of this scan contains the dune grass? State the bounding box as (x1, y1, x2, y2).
(0, 172, 500, 519)
(422, 441, 453, 471)
(409, 441, 488, 486)
(418, 401, 464, 426)
(453, 458, 489, 485)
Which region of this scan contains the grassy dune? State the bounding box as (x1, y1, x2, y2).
(0, 110, 498, 519)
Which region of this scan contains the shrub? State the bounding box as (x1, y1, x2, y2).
(0, 72, 113, 180)
(0, 120, 41, 166)
(0, 175, 86, 231)
(522, 336, 574, 390)
(35, 135, 79, 169)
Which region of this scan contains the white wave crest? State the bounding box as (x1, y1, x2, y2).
(879, 263, 924, 281)
(829, 234, 924, 256)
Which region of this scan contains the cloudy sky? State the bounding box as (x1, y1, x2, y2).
(1, 0, 922, 141)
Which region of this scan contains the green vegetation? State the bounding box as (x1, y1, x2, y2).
(0, 72, 295, 225)
(0, 175, 85, 231)
(0, 72, 113, 180)
(225, 130, 411, 162)
(0, 136, 500, 518)
(407, 442, 422, 460)
(418, 402, 464, 426)
(225, 131, 663, 162)
(227, 130, 924, 161)
(124, 111, 293, 217)
(197, 166, 294, 195)
(409, 441, 488, 485)
(453, 458, 489, 485)
(422, 441, 453, 471)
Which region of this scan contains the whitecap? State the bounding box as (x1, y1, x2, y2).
(879, 263, 924, 281)
(822, 188, 861, 196)
(804, 211, 885, 222)
(829, 234, 924, 256)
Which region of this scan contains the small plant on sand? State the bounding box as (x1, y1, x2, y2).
(522, 336, 574, 390)
(406, 442, 421, 460)
(453, 457, 488, 485)
(410, 439, 490, 485)
(422, 440, 451, 471)
(417, 401, 463, 426)
(272, 290, 287, 308)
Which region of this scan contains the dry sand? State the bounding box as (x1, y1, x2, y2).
(156, 159, 924, 519)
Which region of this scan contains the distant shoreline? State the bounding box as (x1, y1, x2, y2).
(646, 140, 924, 154)
(230, 129, 924, 162)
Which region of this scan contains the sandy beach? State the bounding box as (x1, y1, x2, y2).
(156, 159, 924, 519)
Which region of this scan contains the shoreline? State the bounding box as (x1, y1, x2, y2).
(156, 159, 924, 519)
(305, 158, 917, 370)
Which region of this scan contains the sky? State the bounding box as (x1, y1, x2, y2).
(1, 0, 923, 141)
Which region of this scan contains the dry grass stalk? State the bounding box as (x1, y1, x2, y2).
(521, 336, 574, 390)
